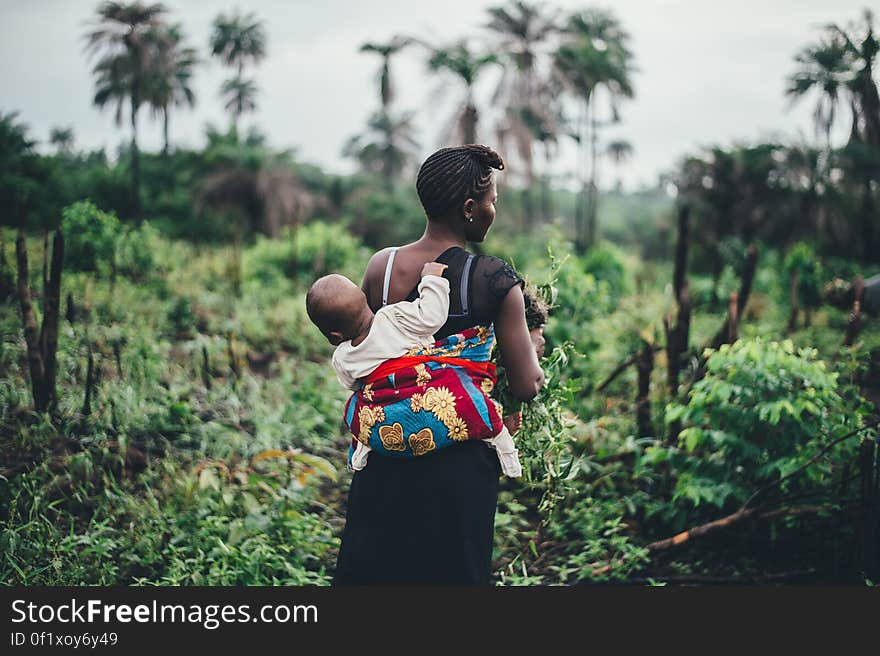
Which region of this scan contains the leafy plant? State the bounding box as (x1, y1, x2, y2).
(661, 338, 867, 513)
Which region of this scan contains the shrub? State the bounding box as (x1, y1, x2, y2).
(61, 200, 123, 274)
(581, 241, 627, 298)
(661, 338, 868, 513)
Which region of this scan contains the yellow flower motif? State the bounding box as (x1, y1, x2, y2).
(410, 393, 423, 412)
(426, 387, 458, 424)
(378, 423, 406, 451)
(414, 364, 432, 387)
(480, 378, 495, 395)
(446, 416, 469, 441)
(357, 405, 385, 444)
(408, 428, 436, 456)
(362, 383, 374, 401)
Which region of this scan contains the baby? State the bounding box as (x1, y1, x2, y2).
(306, 262, 522, 477)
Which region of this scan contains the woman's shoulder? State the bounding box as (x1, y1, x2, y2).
(473, 252, 524, 291)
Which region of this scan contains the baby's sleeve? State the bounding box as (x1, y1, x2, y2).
(391, 275, 450, 338)
(331, 346, 360, 391)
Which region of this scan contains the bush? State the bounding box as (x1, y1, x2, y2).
(115, 221, 161, 281)
(581, 241, 627, 298)
(661, 338, 868, 513)
(61, 200, 123, 274)
(783, 242, 824, 312)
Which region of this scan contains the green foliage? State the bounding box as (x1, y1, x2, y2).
(290, 221, 368, 282)
(545, 496, 650, 582)
(661, 338, 867, 511)
(61, 200, 123, 274)
(783, 241, 824, 310)
(341, 187, 425, 249)
(581, 240, 628, 298)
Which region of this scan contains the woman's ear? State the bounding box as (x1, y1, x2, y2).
(462, 198, 476, 222)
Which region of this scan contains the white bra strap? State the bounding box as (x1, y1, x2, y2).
(460, 254, 475, 315)
(381, 247, 398, 307)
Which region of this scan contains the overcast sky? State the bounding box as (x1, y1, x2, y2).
(0, 0, 869, 190)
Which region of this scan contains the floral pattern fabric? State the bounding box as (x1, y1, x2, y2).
(342, 325, 504, 461)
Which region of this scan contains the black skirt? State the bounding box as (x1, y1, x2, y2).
(332, 439, 502, 586)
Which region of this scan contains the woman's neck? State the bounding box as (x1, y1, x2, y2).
(418, 218, 466, 250)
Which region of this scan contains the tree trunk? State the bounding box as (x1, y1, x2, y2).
(636, 340, 654, 438)
(862, 174, 876, 263)
(673, 204, 690, 303)
(587, 103, 599, 247)
(786, 271, 799, 334)
(82, 346, 95, 416)
(462, 102, 478, 145)
(16, 229, 63, 412)
(708, 244, 758, 350)
(844, 276, 864, 346)
(130, 95, 141, 220)
(727, 291, 739, 342)
(575, 100, 588, 254)
(16, 231, 47, 411)
(163, 104, 170, 156)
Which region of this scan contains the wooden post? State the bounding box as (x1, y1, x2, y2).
(786, 270, 799, 334)
(636, 340, 655, 438)
(666, 283, 691, 444)
(113, 341, 123, 379)
(709, 244, 757, 350)
(202, 344, 212, 391)
(844, 276, 864, 346)
(82, 346, 95, 416)
(16, 230, 47, 411)
(673, 204, 690, 303)
(727, 291, 739, 343)
(227, 332, 240, 379)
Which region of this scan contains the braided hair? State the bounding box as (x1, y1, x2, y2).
(416, 144, 505, 220)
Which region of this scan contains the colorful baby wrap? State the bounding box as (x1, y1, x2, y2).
(342, 324, 505, 462)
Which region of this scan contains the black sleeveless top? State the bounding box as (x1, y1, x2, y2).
(332, 246, 524, 586)
(403, 246, 524, 338)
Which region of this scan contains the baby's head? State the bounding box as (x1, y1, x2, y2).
(306, 274, 373, 345)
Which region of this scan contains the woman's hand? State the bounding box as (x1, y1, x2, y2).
(529, 325, 546, 359)
(503, 411, 523, 435)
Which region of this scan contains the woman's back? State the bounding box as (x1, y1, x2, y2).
(364, 244, 524, 338)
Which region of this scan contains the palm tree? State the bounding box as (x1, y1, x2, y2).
(426, 41, 500, 144)
(555, 8, 635, 252)
(606, 138, 633, 189)
(210, 10, 266, 131)
(790, 10, 880, 260)
(830, 10, 879, 149)
(343, 110, 419, 187)
(786, 32, 851, 148)
(352, 36, 417, 187)
(147, 23, 197, 155)
(49, 127, 75, 155)
(86, 1, 167, 218)
(360, 36, 413, 109)
(220, 77, 258, 127)
(486, 2, 558, 184)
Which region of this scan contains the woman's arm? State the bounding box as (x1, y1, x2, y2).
(494, 285, 545, 401)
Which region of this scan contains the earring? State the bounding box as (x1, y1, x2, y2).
(467, 216, 474, 223)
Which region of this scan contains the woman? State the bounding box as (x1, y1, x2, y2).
(332, 144, 545, 586)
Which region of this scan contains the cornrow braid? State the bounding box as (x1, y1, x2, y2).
(416, 144, 505, 219)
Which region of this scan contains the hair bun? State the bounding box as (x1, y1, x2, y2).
(464, 144, 505, 171)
